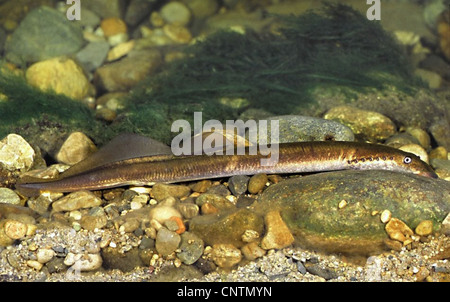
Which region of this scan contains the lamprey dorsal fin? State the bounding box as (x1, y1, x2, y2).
(58, 133, 172, 179)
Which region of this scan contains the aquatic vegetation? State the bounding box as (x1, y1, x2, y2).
(0, 68, 110, 144)
(124, 3, 423, 142)
(0, 3, 425, 146)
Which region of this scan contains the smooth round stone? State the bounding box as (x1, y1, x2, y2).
(160, 1, 192, 26)
(155, 227, 181, 256)
(52, 191, 102, 212)
(26, 57, 92, 100)
(210, 243, 242, 268)
(258, 170, 450, 255)
(248, 174, 268, 194)
(177, 231, 204, 265)
(258, 115, 355, 144)
(324, 106, 396, 141)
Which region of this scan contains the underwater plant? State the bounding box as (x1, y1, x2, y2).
(0, 3, 424, 148)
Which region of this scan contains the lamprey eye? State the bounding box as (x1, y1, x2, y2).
(403, 156, 412, 164)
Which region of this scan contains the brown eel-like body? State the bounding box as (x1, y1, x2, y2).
(16, 141, 437, 196)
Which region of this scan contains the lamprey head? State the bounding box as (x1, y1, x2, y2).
(398, 153, 438, 178)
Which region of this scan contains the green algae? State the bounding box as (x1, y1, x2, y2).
(124, 3, 423, 143)
(258, 170, 450, 254)
(0, 68, 118, 152)
(0, 3, 426, 147)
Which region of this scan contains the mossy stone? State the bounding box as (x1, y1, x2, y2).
(258, 170, 450, 255)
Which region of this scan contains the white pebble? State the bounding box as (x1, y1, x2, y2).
(380, 210, 392, 223)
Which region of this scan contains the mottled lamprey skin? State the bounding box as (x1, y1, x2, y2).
(16, 141, 438, 196)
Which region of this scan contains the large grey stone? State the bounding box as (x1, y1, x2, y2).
(5, 6, 84, 64)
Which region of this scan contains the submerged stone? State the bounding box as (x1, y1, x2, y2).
(258, 170, 450, 255)
(5, 6, 84, 64)
(189, 208, 264, 248)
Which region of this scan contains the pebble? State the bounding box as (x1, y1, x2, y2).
(106, 40, 135, 62)
(399, 144, 429, 164)
(152, 183, 191, 201)
(177, 231, 204, 265)
(324, 106, 396, 141)
(414, 68, 442, 89)
(177, 203, 199, 219)
(100, 17, 128, 38)
(76, 41, 110, 72)
(248, 174, 268, 194)
(80, 208, 108, 231)
(241, 242, 266, 261)
(429, 146, 448, 160)
(2, 219, 28, 240)
(160, 1, 192, 26)
(210, 243, 242, 268)
(385, 133, 420, 149)
(195, 193, 235, 210)
(36, 248, 55, 264)
(162, 24, 192, 44)
(190, 180, 212, 193)
(184, 0, 219, 18)
(0, 134, 35, 172)
(164, 216, 185, 234)
(52, 191, 103, 212)
(0, 188, 21, 205)
(190, 208, 264, 248)
(94, 49, 162, 92)
(26, 260, 43, 271)
(304, 261, 339, 280)
(228, 175, 250, 196)
(64, 253, 103, 272)
(56, 132, 97, 166)
(415, 220, 433, 236)
(380, 210, 392, 223)
(155, 227, 181, 256)
(149, 205, 182, 225)
(385, 218, 414, 244)
(5, 6, 84, 64)
(261, 210, 294, 250)
(405, 127, 431, 150)
(124, 0, 154, 27)
(26, 57, 92, 100)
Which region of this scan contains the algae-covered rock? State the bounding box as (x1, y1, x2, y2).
(189, 208, 264, 248)
(258, 170, 450, 255)
(261, 115, 355, 143)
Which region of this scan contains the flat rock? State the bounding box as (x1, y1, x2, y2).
(52, 190, 103, 212)
(258, 115, 355, 144)
(94, 49, 162, 92)
(258, 170, 450, 255)
(5, 6, 84, 64)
